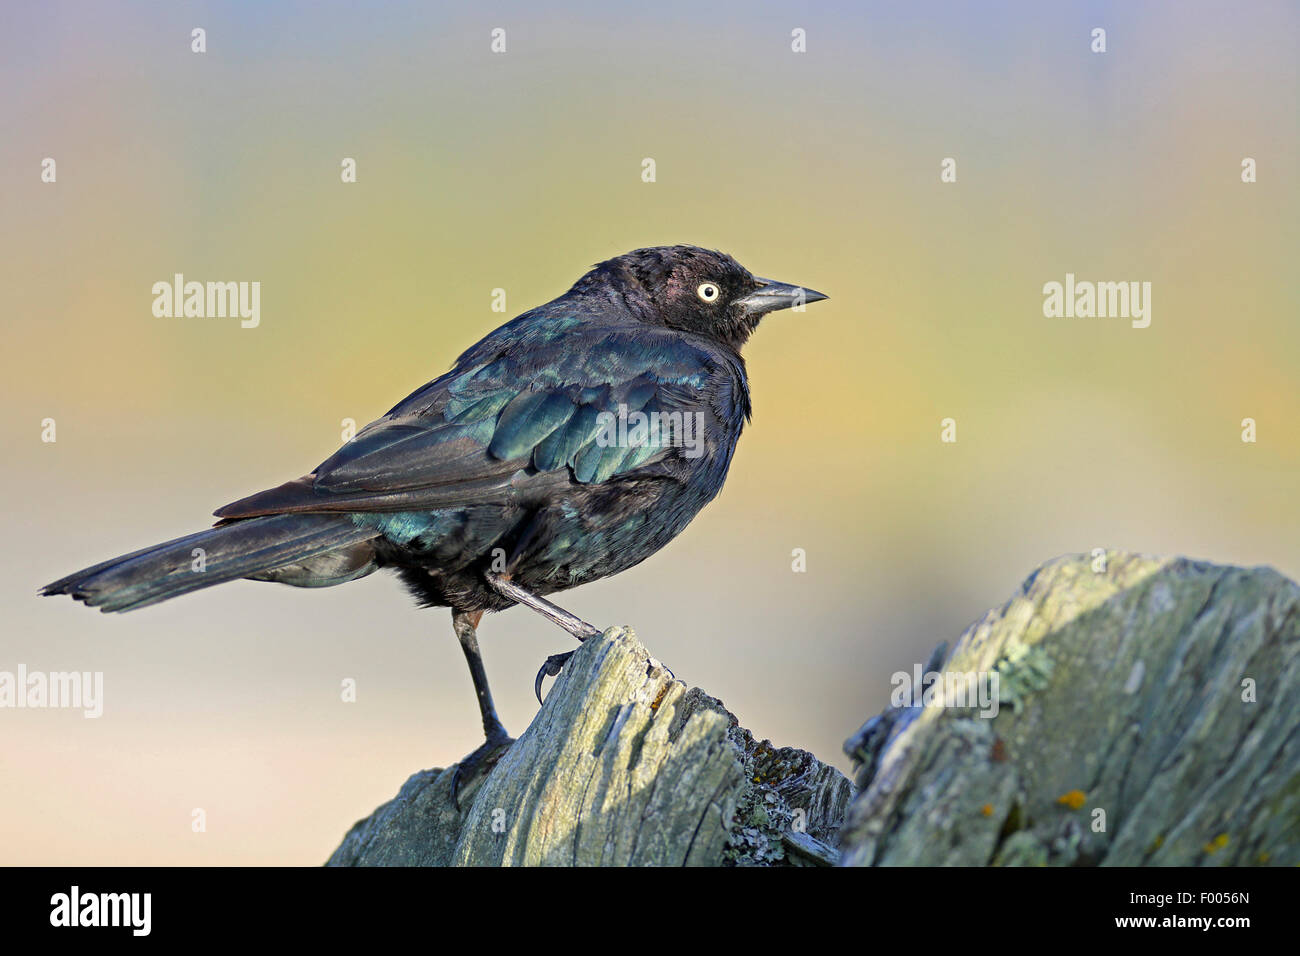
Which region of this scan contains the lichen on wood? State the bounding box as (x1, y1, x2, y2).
(328, 626, 852, 866)
(839, 553, 1300, 866)
(330, 552, 1299, 867)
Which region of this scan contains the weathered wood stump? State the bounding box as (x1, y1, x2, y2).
(328, 552, 1299, 866)
(841, 552, 1300, 866)
(328, 626, 853, 866)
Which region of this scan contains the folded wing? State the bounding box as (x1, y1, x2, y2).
(214, 321, 730, 519)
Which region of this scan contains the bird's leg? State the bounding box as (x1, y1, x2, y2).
(484, 572, 602, 641)
(483, 571, 602, 702)
(450, 608, 514, 809)
(454, 608, 509, 738)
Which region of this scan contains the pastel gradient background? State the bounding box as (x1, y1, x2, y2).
(2, 1, 1296, 864)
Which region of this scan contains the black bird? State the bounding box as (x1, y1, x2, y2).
(42, 245, 828, 795)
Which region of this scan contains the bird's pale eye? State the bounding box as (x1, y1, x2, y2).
(696, 282, 720, 303)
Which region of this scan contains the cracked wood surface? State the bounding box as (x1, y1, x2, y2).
(840, 553, 1300, 866)
(328, 552, 1298, 866)
(328, 626, 853, 866)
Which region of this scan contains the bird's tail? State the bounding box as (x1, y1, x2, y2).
(40, 514, 380, 613)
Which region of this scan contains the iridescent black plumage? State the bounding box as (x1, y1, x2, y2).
(42, 245, 827, 789)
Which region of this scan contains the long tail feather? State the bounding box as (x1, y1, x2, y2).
(41, 515, 379, 613)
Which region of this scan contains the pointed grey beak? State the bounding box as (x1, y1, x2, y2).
(735, 277, 829, 316)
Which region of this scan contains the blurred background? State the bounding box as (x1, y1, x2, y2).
(2, 1, 1296, 864)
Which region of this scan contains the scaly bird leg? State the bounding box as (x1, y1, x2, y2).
(450, 608, 514, 809)
(484, 572, 603, 642)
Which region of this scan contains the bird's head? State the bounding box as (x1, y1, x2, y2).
(576, 245, 828, 350)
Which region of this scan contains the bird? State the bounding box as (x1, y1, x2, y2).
(41, 244, 828, 800)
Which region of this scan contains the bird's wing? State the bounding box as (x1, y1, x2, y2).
(213, 322, 732, 518)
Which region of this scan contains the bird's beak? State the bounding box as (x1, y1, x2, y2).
(735, 277, 829, 316)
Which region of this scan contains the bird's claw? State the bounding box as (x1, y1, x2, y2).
(534, 650, 576, 704)
(450, 731, 514, 810)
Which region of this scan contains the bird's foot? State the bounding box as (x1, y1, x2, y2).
(531, 647, 676, 705)
(534, 650, 576, 704)
(451, 728, 514, 810)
